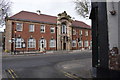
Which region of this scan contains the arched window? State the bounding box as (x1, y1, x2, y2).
(61, 23, 67, 34)
(78, 41, 83, 47)
(39, 38, 46, 48)
(49, 39, 56, 47)
(28, 38, 36, 48)
(84, 40, 89, 47)
(16, 38, 24, 48)
(72, 40, 76, 47)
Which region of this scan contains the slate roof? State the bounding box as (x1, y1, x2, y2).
(9, 11, 91, 29)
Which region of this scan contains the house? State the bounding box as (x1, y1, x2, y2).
(5, 11, 91, 52)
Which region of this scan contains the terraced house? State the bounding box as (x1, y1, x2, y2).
(5, 11, 92, 52)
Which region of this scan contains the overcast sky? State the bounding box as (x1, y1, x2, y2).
(0, 0, 91, 31)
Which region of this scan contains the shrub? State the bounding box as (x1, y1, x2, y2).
(4, 49, 10, 53)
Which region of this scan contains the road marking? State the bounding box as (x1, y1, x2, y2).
(9, 69, 18, 78)
(7, 69, 15, 78)
(5, 68, 18, 79)
(62, 71, 81, 80)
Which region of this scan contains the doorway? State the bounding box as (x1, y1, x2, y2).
(63, 43, 66, 50)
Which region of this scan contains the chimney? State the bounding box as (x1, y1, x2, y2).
(36, 10, 41, 15)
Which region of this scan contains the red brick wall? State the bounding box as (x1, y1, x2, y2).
(10, 21, 91, 51)
(72, 28, 91, 50)
(12, 21, 57, 51)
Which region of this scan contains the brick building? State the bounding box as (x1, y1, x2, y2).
(5, 11, 91, 52)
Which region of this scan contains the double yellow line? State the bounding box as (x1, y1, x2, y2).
(62, 71, 83, 80)
(5, 69, 18, 79)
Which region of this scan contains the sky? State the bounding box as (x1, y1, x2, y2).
(0, 0, 91, 31)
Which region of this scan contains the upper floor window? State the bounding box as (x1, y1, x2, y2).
(40, 25, 45, 33)
(49, 39, 56, 47)
(61, 24, 67, 34)
(72, 40, 76, 47)
(15, 38, 24, 48)
(29, 24, 34, 32)
(73, 29, 76, 35)
(79, 30, 83, 36)
(28, 38, 36, 48)
(85, 30, 89, 36)
(50, 27, 55, 33)
(16, 23, 23, 31)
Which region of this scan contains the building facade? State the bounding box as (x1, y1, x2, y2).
(5, 11, 91, 52)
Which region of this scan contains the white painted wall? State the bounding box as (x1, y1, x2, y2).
(107, 2, 120, 52)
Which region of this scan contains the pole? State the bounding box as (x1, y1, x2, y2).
(14, 34, 16, 55)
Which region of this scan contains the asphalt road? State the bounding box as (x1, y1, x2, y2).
(2, 51, 92, 78)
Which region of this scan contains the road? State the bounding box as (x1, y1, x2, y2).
(2, 51, 92, 78)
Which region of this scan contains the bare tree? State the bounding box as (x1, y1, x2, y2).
(74, 0, 91, 18)
(0, 0, 11, 28)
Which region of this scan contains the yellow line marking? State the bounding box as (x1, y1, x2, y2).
(62, 71, 80, 79)
(7, 69, 15, 78)
(9, 69, 18, 78)
(5, 68, 18, 80)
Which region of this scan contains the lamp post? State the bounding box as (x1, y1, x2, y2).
(14, 29, 17, 55)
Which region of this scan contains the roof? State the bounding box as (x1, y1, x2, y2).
(72, 20, 91, 29)
(10, 11, 57, 24)
(9, 11, 91, 29)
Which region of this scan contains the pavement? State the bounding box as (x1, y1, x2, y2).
(2, 50, 92, 79)
(56, 58, 92, 79)
(2, 50, 92, 57)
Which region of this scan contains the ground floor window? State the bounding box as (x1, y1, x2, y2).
(15, 38, 24, 48)
(28, 38, 36, 48)
(78, 41, 83, 47)
(84, 40, 89, 47)
(49, 39, 56, 47)
(72, 40, 76, 47)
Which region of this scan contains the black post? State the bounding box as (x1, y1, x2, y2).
(90, 2, 109, 78)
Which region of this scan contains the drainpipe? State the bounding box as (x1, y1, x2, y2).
(56, 27, 57, 51)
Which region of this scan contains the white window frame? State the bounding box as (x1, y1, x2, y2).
(49, 39, 56, 48)
(79, 30, 83, 36)
(90, 40, 92, 47)
(73, 29, 76, 35)
(29, 24, 34, 32)
(15, 38, 24, 48)
(84, 40, 89, 47)
(61, 24, 67, 34)
(85, 30, 88, 36)
(40, 25, 45, 33)
(39, 38, 46, 48)
(16, 23, 23, 31)
(78, 41, 83, 47)
(72, 40, 76, 47)
(28, 38, 36, 48)
(50, 27, 55, 33)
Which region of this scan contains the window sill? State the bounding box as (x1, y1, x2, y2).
(41, 32, 45, 33)
(17, 31, 22, 32)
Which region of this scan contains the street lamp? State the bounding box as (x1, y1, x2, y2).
(14, 29, 17, 54)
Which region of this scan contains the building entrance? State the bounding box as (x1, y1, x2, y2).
(63, 43, 66, 50)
